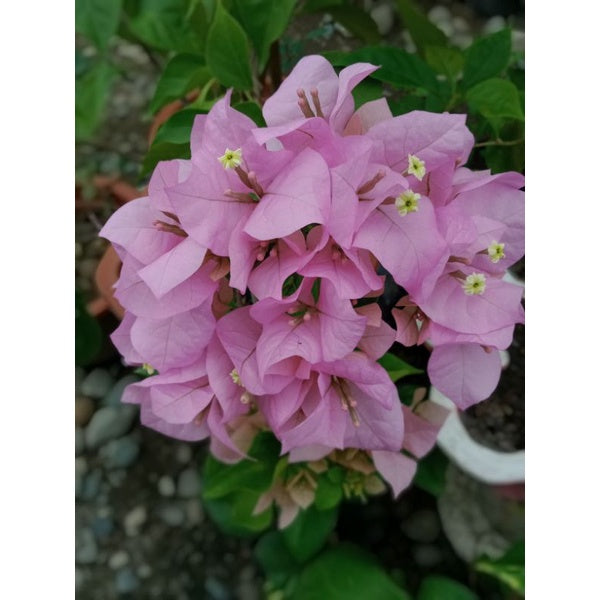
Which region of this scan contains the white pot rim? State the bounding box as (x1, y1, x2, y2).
(430, 386, 525, 485)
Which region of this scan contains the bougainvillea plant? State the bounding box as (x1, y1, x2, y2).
(100, 55, 524, 529)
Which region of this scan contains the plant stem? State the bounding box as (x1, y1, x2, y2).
(474, 138, 525, 148)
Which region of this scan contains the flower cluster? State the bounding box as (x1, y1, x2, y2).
(100, 56, 524, 498)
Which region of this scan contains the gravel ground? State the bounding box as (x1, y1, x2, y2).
(76, 3, 525, 597)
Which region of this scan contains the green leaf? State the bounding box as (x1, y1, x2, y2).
(466, 78, 524, 124)
(141, 142, 191, 177)
(127, 0, 208, 54)
(302, 0, 342, 11)
(424, 45, 464, 82)
(206, 0, 254, 90)
(417, 575, 478, 600)
(351, 78, 384, 109)
(282, 506, 338, 563)
(378, 353, 423, 382)
(462, 29, 511, 90)
(75, 59, 116, 140)
(141, 108, 205, 176)
(203, 432, 281, 500)
(324, 47, 440, 95)
(483, 140, 524, 175)
(388, 95, 425, 115)
(203, 487, 273, 537)
(475, 541, 525, 596)
(150, 54, 210, 114)
(231, 0, 296, 71)
(394, 0, 447, 57)
(293, 545, 410, 600)
(76, 0, 122, 50)
(314, 472, 343, 510)
(255, 531, 300, 587)
(413, 446, 448, 497)
(75, 291, 103, 366)
(233, 101, 267, 126)
(328, 5, 381, 45)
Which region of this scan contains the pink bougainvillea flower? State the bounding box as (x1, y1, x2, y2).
(428, 342, 503, 409)
(262, 55, 378, 134)
(250, 278, 367, 373)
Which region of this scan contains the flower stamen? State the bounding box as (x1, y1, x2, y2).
(218, 148, 243, 169)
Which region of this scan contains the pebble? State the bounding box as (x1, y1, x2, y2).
(158, 475, 176, 497)
(75, 366, 85, 394)
(427, 6, 452, 26)
(175, 443, 193, 464)
(75, 568, 85, 590)
(511, 30, 525, 54)
(99, 435, 140, 469)
(236, 582, 260, 600)
(107, 469, 128, 487)
(86, 237, 108, 259)
(413, 544, 444, 568)
(109, 550, 130, 570)
(91, 515, 114, 539)
(75, 396, 95, 427)
(452, 16, 469, 34)
(137, 564, 152, 579)
(75, 241, 83, 259)
(76, 528, 98, 564)
(400, 509, 440, 543)
(483, 15, 506, 35)
(103, 374, 140, 407)
(115, 567, 139, 594)
(85, 405, 138, 450)
(81, 368, 115, 400)
(186, 499, 204, 526)
(453, 33, 473, 49)
(177, 468, 200, 498)
(81, 468, 103, 501)
(76, 427, 85, 456)
(124, 505, 147, 536)
(78, 257, 99, 280)
(370, 4, 395, 36)
(205, 576, 232, 600)
(158, 503, 186, 527)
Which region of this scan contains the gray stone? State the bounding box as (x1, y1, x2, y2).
(175, 443, 192, 464)
(236, 582, 260, 600)
(400, 509, 440, 543)
(76, 528, 98, 564)
(158, 475, 176, 497)
(158, 503, 186, 527)
(427, 5, 452, 26)
(115, 567, 139, 594)
(76, 427, 85, 456)
(75, 568, 85, 590)
(75, 366, 85, 395)
(124, 505, 147, 536)
(205, 576, 232, 600)
(75, 396, 95, 427)
(103, 374, 140, 407)
(452, 33, 473, 50)
(137, 564, 152, 579)
(109, 550, 130, 570)
(85, 405, 138, 450)
(99, 435, 140, 469)
(81, 368, 115, 399)
(370, 4, 395, 36)
(452, 16, 470, 34)
(177, 468, 200, 499)
(483, 15, 506, 35)
(107, 469, 128, 487)
(91, 515, 114, 539)
(78, 258, 98, 280)
(186, 499, 204, 526)
(81, 468, 103, 501)
(413, 544, 444, 568)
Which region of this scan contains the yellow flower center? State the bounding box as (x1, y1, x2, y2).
(230, 369, 242, 385)
(462, 273, 487, 295)
(487, 241, 505, 263)
(142, 363, 156, 375)
(218, 147, 243, 169)
(407, 154, 426, 180)
(395, 189, 421, 217)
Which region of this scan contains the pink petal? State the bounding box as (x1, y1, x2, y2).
(428, 343, 502, 409)
(372, 451, 417, 497)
